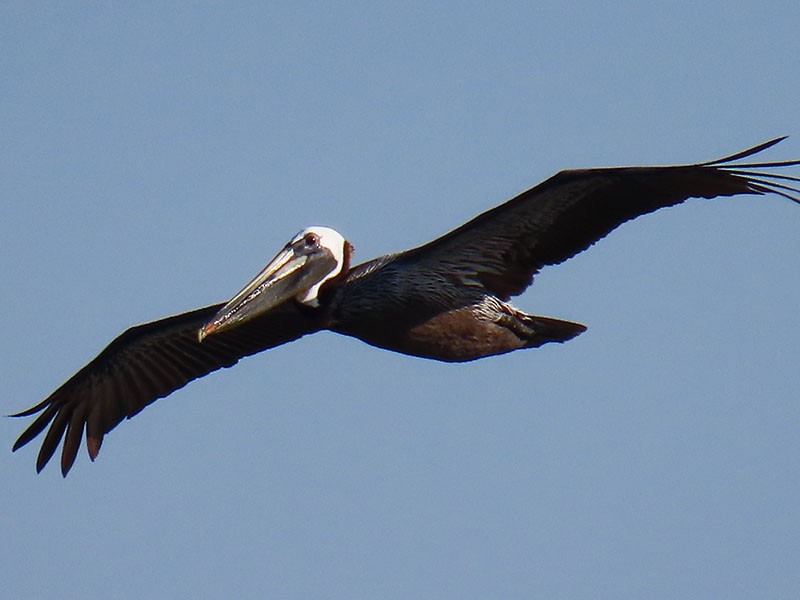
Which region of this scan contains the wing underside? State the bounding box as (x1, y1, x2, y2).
(373, 138, 800, 300)
(12, 301, 319, 476)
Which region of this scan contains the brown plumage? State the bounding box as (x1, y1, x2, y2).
(12, 138, 800, 475)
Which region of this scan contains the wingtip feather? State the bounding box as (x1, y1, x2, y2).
(87, 436, 102, 461)
(704, 136, 789, 165)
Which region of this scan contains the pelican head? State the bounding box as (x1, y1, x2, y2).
(199, 226, 348, 341)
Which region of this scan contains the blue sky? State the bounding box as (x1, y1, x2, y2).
(2, 3, 799, 598)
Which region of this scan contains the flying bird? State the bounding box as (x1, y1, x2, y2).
(11, 138, 800, 476)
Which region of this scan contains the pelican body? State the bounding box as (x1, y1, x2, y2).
(197, 227, 585, 363)
(12, 138, 800, 475)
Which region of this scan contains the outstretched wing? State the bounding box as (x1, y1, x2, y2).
(12, 301, 319, 476)
(385, 138, 800, 300)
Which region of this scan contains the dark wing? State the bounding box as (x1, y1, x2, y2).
(382, 138, 800, 300)
(12, 301, 319, 476)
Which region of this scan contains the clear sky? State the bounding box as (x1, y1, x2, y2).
(2, 3, 799, 599)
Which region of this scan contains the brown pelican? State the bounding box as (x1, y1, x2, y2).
(11, 138, 800, 476)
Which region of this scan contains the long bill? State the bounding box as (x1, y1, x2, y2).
(198, 246, 312, 342)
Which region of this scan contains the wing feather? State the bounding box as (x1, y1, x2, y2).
(12, 301, 319, 475)
(380, 139, 799, 300)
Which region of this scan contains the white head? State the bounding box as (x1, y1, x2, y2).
(198, 225, 349, 341)
(289, 226, 348, 306)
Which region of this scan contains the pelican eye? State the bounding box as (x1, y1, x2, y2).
(303, 232, 319, 247)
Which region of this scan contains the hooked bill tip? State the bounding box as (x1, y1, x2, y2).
(198, 322, 217, 342)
